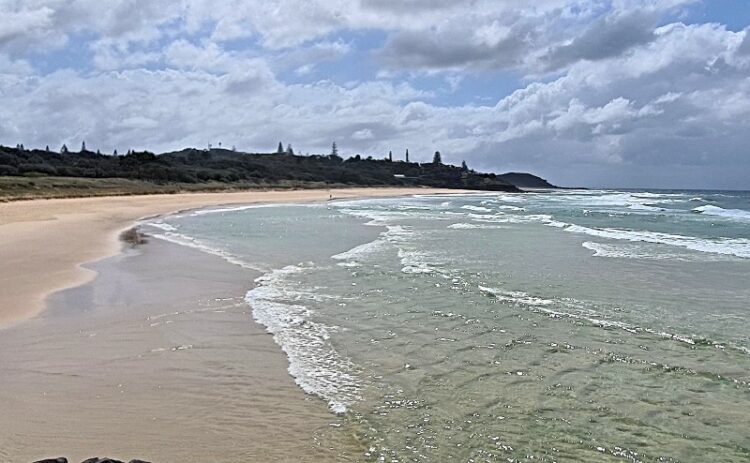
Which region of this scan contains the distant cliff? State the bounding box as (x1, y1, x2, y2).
(0, 145, 557, 195)
(497, 172, 557, 189)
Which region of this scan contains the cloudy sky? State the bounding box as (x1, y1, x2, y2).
(1, 0, 749, 188)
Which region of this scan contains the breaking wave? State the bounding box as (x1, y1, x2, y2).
(246, 265, 361, 414)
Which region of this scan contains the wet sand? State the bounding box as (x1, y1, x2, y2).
(0, 187, 457, 327)
(0, 238, 358, 462)
(0, 188, 460, 461)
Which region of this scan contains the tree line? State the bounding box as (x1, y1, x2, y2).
(0, 143, 524, 191)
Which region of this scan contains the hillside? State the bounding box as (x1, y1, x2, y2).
(497, 172, 557, 189)
(0, 145, 556, 198)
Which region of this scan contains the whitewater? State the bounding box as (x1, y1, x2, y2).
(145, 188, 750, 462)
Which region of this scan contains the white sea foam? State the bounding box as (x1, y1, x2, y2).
(627, 204, 665, 212)
(496, 194, 525, 203)
(497, 205, 526, 212)
(461, 205, 493, 213)
(331, 202, 444, 275)
(188, 202, 317, 217)
(191, 205, 256, 216)
(397, 245, 446, 275)
(146, 221, 177, 232)
(693, 205, 750, 222)
(478, 286, 554, 307)
(550, 223, 750, 259)
(331, 240, 386, 262)
(544, 191, 683, 209)
(247, 265, 360, 414)
(447, 223, 507, 230)
(469, 213, 553, 224)
(477, 285, 742, 351)
(330, 216, 435, 274)
(149, 231, 268, 272)
(337, 207, 449, 225)
(580, 241, 719, 261)
(546, 220, 569, 228)
(448, 223, 480, 230)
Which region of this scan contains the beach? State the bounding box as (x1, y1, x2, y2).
(0, 187, 457, 462)
(0, 187, 456, 328)
(2, 188, 750, 462)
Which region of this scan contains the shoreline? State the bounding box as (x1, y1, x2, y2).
(0, 237, 355, 461)
(0, 187, 465, 328)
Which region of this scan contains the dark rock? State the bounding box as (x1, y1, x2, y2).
(128, 460, 152, 463)
(33, 459, 67, 463)
(80, 459, 125, 463)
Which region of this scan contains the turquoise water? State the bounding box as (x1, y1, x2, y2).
(145, 190, 750, 462)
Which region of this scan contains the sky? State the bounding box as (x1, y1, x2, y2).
(1, 1, 749, 189)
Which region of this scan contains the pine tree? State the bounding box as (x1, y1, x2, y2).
(286, 144, 294, 155)
(433, 151, 442, 164)
(61, 144, 69, 154)
(81, 140, 86, 152)
(461, 160, 468, 171)
(113, 149, 118, 156)
(45, 145, 50, 152)
(405, 149, 409, 163)
(388, 150, 393, 162)
(277, 142, 284, 154)
(96, 149, 101, 155)
(331, 141, 338, 157)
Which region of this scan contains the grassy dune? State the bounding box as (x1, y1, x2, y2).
(0, 176, 343, 201)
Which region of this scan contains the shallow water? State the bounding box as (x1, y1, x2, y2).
(147, 189, 750, 462)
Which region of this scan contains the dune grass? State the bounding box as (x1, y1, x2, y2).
(0, 176, 345, 201)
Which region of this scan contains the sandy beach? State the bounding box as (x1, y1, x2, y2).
(0, 239, 356, 461)
(0, 187, 456, 328)
(0, 187, 458, 461)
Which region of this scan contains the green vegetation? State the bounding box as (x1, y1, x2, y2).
(0, 144, 556, 200)
(0, 176, 346, 201)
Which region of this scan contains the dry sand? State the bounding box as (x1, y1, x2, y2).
(0, 187, 456, 327)
(0, 187, 460, 461)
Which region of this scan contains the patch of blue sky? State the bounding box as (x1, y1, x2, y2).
(271, 29, 526, 107)
(28, 32, 97, 75)
(424, 72, 525, 107)
(675, 1, 750, 31)
(273, 30, 385, 86)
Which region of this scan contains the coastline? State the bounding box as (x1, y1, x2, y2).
(0, 238, 358, 461)
(0, 187, 463, 328)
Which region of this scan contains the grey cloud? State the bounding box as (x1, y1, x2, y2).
(1, 2, 749, 189)
(377, 9, 661, 73)
(378, 29, 527, 71)
(738, 28, 750, 55)
(360, 0, 460, 13)
(272, 40, 351, 74)
(542, 12, 658, 70)
(224, 72, 271, 94)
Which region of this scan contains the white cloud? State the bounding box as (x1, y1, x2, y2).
(351, 128, 374, 140)
(0, 1, 748, 188)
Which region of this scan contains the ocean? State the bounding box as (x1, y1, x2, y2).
(144, 189, 750, 462)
